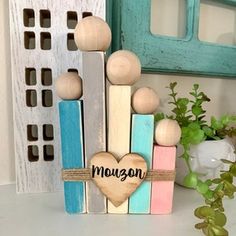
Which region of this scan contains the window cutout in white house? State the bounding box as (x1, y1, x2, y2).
(40, 32, 51, 50)
(41, 68, 52, 85)
(23, 9, 35, 27)
(68, 68, 78, 73)
(24, 31, 35, 49)
(42, 89, 53, 107)
(67, 33, 77, 51)
(40, 10, 51, 28)
(27, 125, 38, 141)
(199, 0, 236, 46)
(26, 89, 37, 107)
(150, 0, 186, 38)
(67, 11, 78, 29)
(28, 145, 39, 162)
(82, 12, 92, 18)
(43, 145, 54, 161)
(43, 124, 54, 141)
(25, 68, 36, 85)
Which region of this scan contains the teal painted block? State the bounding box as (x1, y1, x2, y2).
(59, 101, 85, 214)
(108, 0, 236, 78)
(129, 114, 154, 214)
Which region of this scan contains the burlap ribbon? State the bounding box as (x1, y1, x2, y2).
(62, 168, 176, 182)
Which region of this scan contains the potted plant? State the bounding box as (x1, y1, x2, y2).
(155, 82, 236, 236)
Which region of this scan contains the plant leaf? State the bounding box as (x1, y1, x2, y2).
(210, 225, 228, 236)
(203, 126, 214, 138)
(194, 206, 215, 218)
(192, 106, 204, 116)
(220, 173, 233, 183)
(184, 172, 199, 188)
(229, 164, 236, 177)
(193, 84, 199, 90)
(197, 181, 209, 194)
(204, 190, 214, 200)
(195, 222, 208, 229)
(221, 159, 234, 164)
(214, 211, 227, 227)
(154, 113, 165, 122)
(212, 178, 222, 184)
(169, 82, 177, 90)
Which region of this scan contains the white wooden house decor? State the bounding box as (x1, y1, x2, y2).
(9, 0, 105, 193)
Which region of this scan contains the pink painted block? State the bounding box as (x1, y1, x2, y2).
(151, 145, 176, 214)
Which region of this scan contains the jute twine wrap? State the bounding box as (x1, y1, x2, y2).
(62, 168, 176, 182)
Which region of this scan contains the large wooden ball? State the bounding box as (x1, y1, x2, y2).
(106, 50, 141, 85)
(132, 87, 160, 114)
(155, 119, 181, 146)
(55, 72, 82, 100)
(74, 16, 111, 51)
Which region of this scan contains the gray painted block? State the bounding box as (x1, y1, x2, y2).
(82, 52, 107, 213)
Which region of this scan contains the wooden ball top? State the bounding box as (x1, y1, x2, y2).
(55, 72, 82, 100)
(106, 50, 141, 85)
(132, 87, 160, 114)
(74, 16, 111, 52)
(155, 119, 181, 146)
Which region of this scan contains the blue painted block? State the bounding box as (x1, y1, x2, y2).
(129, 114, 154, 214)
(59, 101, 85, 214)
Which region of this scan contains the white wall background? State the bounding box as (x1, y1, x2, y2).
(1, 0, 236, 184)
(0, 0, 15, 185)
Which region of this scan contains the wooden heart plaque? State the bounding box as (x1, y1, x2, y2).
(89, 152, 147, 207)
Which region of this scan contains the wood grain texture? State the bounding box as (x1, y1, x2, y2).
(155, 119, 181, 146)
(9, 0, 105, 193)
(108, 0, 236, 77)
(106, 50, 141, 85)
(151, 145, 176, 215)
(82, 52, 107, 213)
(55, 72, 82, 100)
(129, 114, 154, 214)
(75, 16, 111, 51)
(131, 88, 159, 114)
(59, 101, 85, 213)
(90, 152, 147, 207)
(108, 85, 131, 214)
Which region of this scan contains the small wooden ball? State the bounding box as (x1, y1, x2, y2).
(74, 16, 111, 51)
(132, 87, 160, 114)
(106, 50, 141, 85)
(155, 119, 181, 146)
(55, 72, 82, 100)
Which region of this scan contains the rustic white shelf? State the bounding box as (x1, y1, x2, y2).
(0, 184, 235, 236)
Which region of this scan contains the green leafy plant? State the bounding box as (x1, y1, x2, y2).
(155, 82, 236, 236)
(194, 159, 236, 236)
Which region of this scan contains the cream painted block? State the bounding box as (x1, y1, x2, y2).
(108, 85, 131, 214)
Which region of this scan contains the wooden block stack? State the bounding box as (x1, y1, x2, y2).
(151, 145, 176, 214)
(82, 52, 107, 213)
(151, 119, 181, 214)
(106, 50, 141, 213)
(56, 73, 86, 213)
(56, 15, 181, 215)
(57, 15, 111, 214)
(129, 87, 159, 214)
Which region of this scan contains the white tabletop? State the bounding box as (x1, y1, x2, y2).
(0, 184, 235, 236)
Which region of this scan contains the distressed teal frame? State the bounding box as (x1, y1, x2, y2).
(107, 0, 236, 78)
